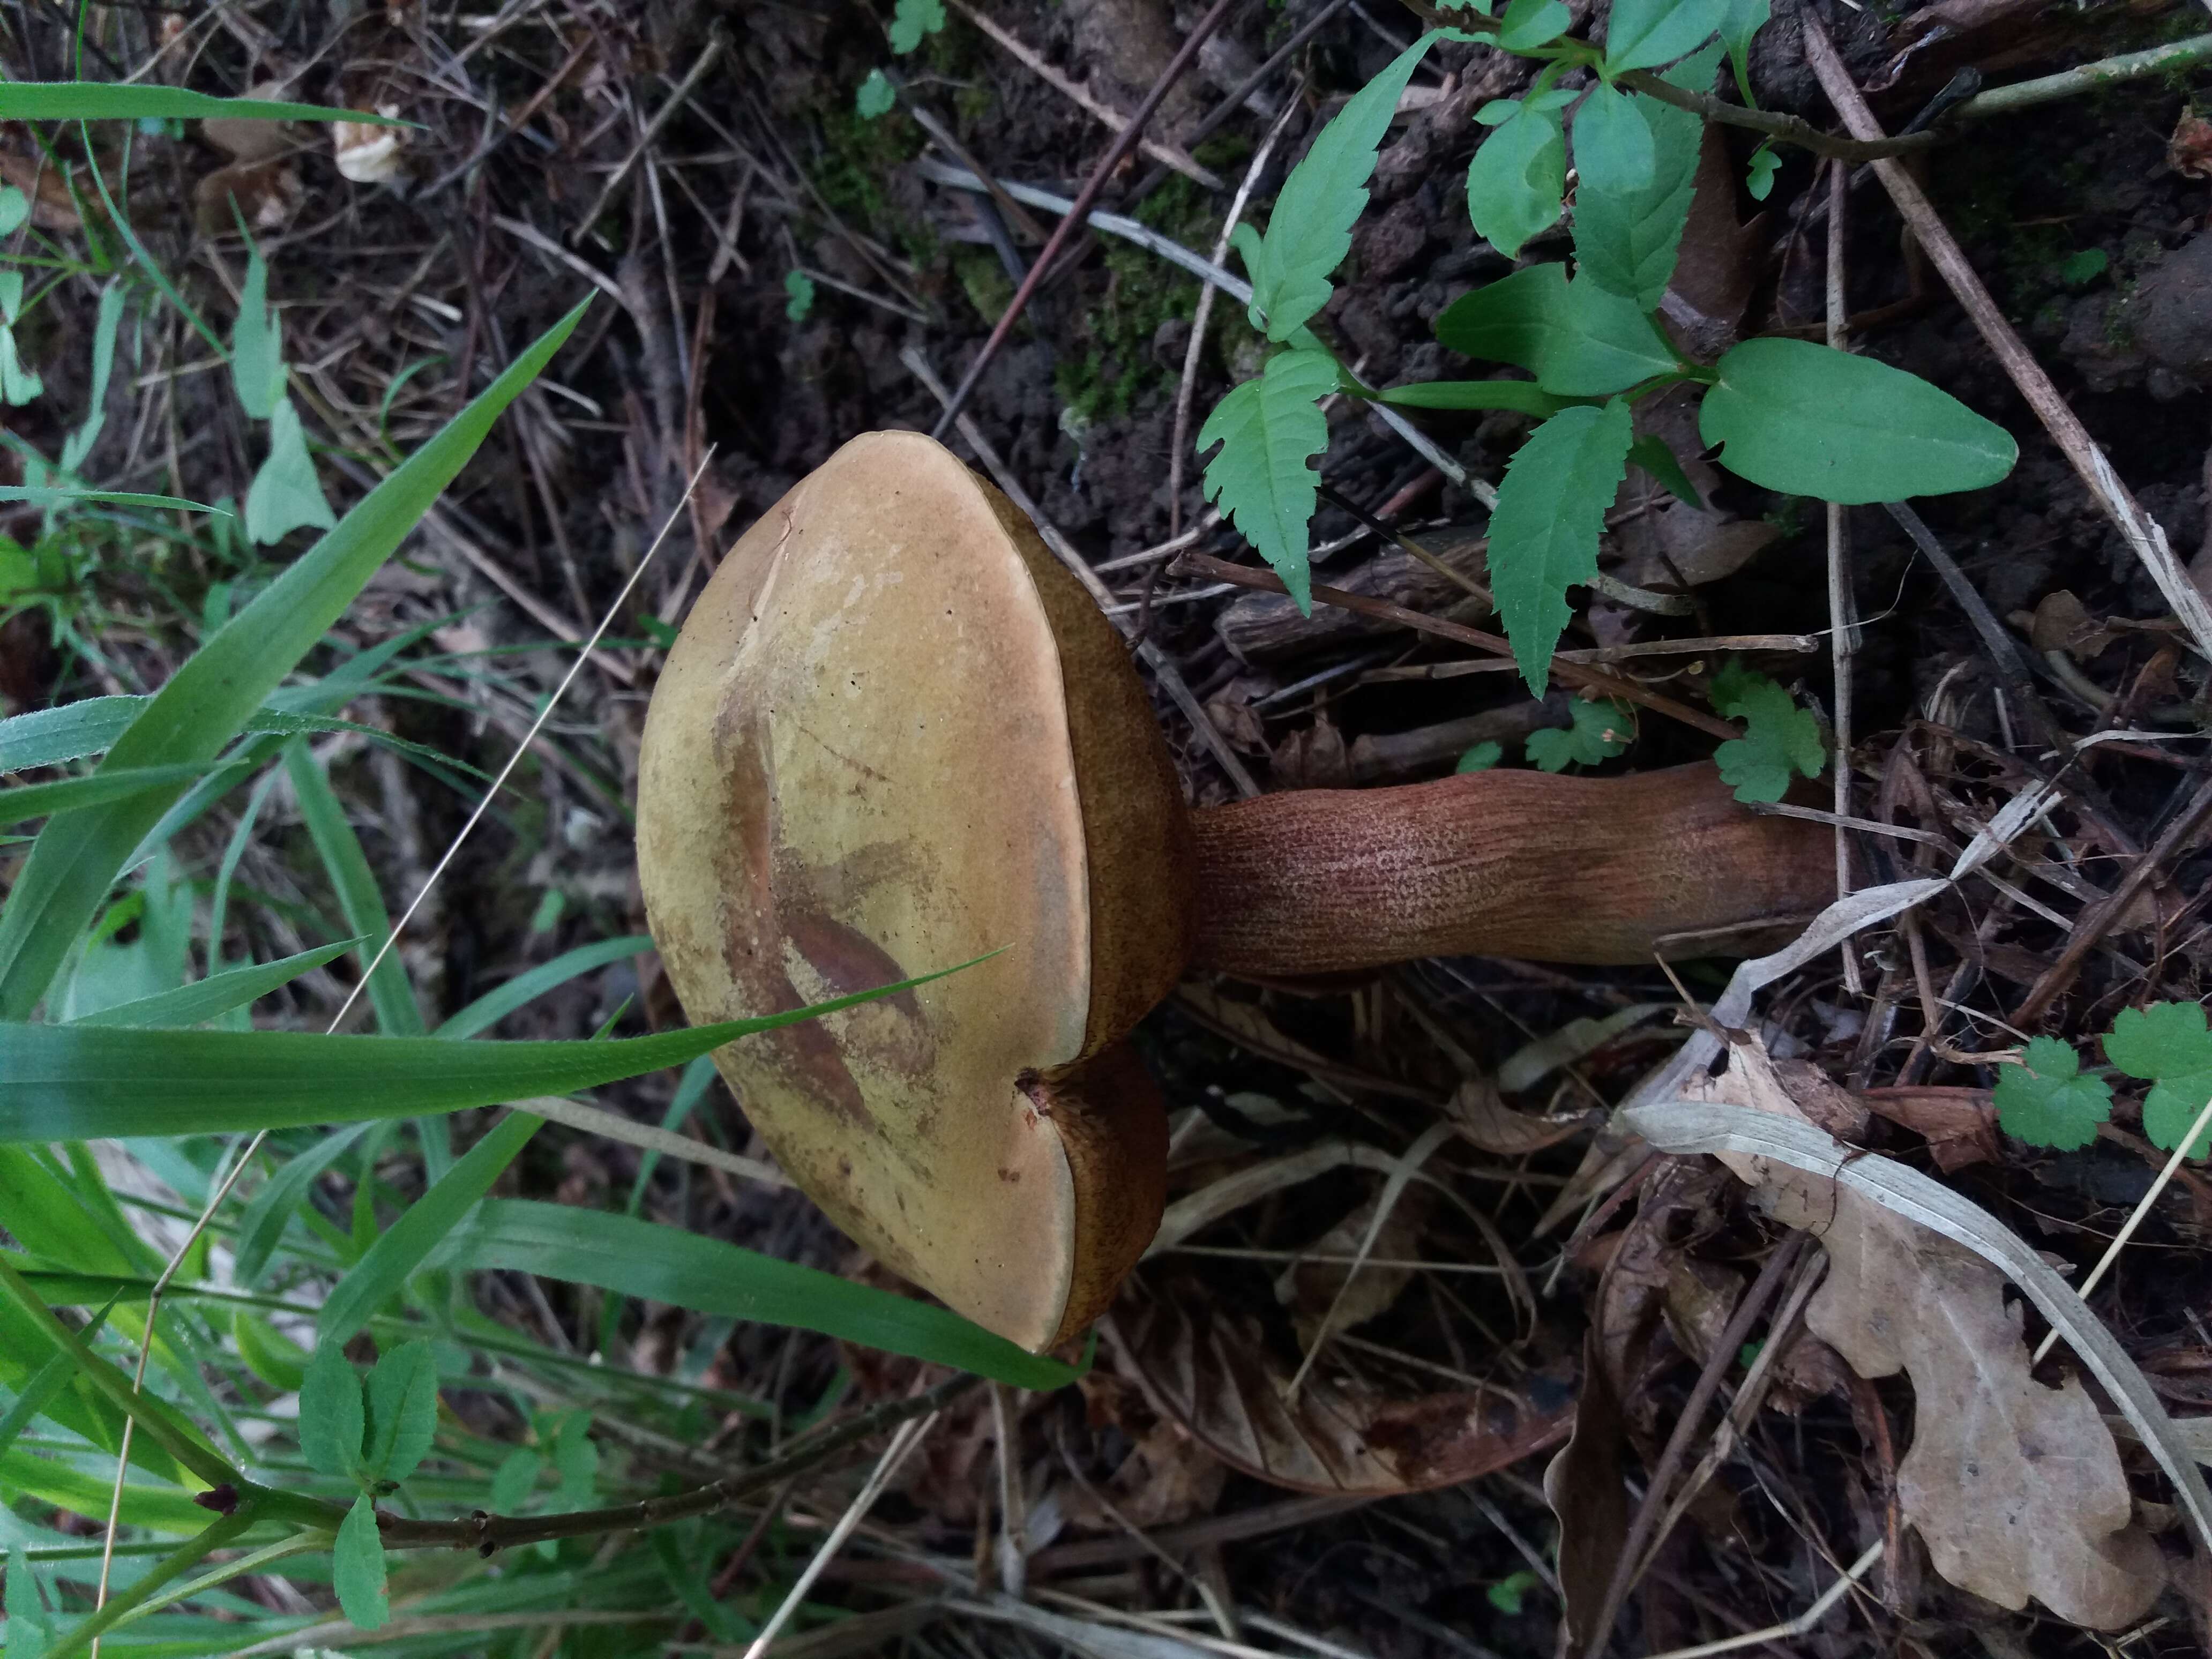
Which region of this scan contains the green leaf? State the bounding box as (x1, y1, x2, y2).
(0, 186, 27, 236)
(0, 487, 217, 511)
(1465, 101, 1565, 259)
(1497, 0, 1571, 47)
(1, 762, 240, 826)
(1526, 696, 1633, 770)
(435, 936, 653, 1040)
(1376, 378, 1572, 415)
(0, 84, 406, 124)
(233, 1122, 376, 1287)
(1485, 400, 1634, 692)
(333, 1494, 389, 1630)
(1603, 0, 1729, 71)
(320, 1110, 543, 1346)
(783, 270, 816, 322)
(0, 271, 22, 324)
(1198, 347, 1337, 612)
(0, 296, 588, 1021)
(1240, 33, 1434, 340)
(551, 1410, 597, 1511)
(0, 1299, 114, 1464)
(1718, 0, 1770, 102)
(1572, 83, 1654, 195)
(489, 1446, 543, 1511)
(1626, 433, 1701, 507)
(888, 0, 946, 52)
(0, 968, 961, 1142)
(1570, 81, 1702, 306)
(8, 1542, 52, 1659)
(300, 1339, 366, 1481)
(855, 69, 895, 119)
(1699, 338, 2017, 503)
(1710, 674, 1823, 802)
(439, 1198, 1081, 1389)
(1434, 263, 1677, 395)
(363, 1341, 439, 1485)
(0, 324, 42, 406)
(1455, 741, 1503, 773)
(2104, 1002, 2212, 1157)
(2059, 247, 2109, 287)
(66, 940, 358, 1030)
(59, 281, 125, 474)
(1744, 143, 1780, 200)
(230, 244, 283, 422)
(243, 397, 337, 544)
(1487, 1568, 1541, 1617)
(1993, 1036, 2111, 1152)
(285, 741, 422, 1035)
(0, 694, 471, 775)
(231, 1309, 310, 1392)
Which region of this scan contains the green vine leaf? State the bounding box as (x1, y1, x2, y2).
(362, 1340, 439, 1486)
(1993, 1036, 2111, 1152)
(855, 69, 895, 118)
(1626, 433, 1701, 506)
(1699, 337, 2018, 503)
(1527, 696, 1633, 771)
(243, 396, 338, 545)
(1464, 98, 1565, 259)
(1571, 83, 1654, 197)
(1709, 668, 1823, 803)
(1198, 347, 1339, 612)
(1497, 0, 1571, 48)
(1568, 49, 1715, 307)
(1434, 263, 1676, 396)
(334, 1494, 390, 1630)
(1719, 0, 1771, 103)
(1602, 0, 1729, 72)
(1486, 398, 1634, 691)
(1237, 33, 1435, 341)
(300, 1337, 366, 1482)
(2104, 1002, 2212, 1157)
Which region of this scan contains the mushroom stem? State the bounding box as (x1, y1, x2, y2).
(1186, 763, 1833, 976)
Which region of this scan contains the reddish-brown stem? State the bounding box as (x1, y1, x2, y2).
(1186, 764, 1833, 976)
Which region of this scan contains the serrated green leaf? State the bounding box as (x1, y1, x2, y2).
(2105, 1002, 2212, 1158)
(1604, 0, 1729, 72)
(1455, 741, 1503, 772)
(363, 1340, 439, 1485)
(1466, 101, 1564, 259)
(855, 69, 895, 118)
(1434, 263, 1677, 395)
(300, 1339, 365, 1481)
(1572, 83, 1654, 196)
(1242, 34, 1434, 339)
(783, 269, 816, 322)
(1486, 399, 1634, 691)
(243, 396, 336, 544)
(1527, 696, 1633, 770)
(1497, 0, 1571, 47)
(489, 1446, 544, 1511)
(1719, 0, 1770, 102)
(1700, 338, 2017, 503)
(1376, 378, 1573, 415)
(1626, 434, 1701, 507)
(1571, 84, 1701, 306)
(333, 1493, 389, 1628)
(320, 1110, 543, 1346)
(1993, 1036, 2110, 1152)
(1711, 674, 1822, 802)
(0, 296, 590, 1022)
(1198, 347, 1337, 611)
(231, 245, 283, 421)
(888, 0, 945, 53)
(231, 1310, 310, 1393)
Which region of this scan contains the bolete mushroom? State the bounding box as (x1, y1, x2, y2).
(637, 432, 1829, 1352)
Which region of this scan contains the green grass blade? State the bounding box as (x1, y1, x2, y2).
(0, 959, 972, 1140)
(440, 1199, 1080, 1389)
(1, 763, 240, 825)
(0, 1297, 113, 1462)
(0, 698, 474, 776)
(319, 1110, 542, 1346)
(282, 743, 423, 1036)
(0, 488, 221, 511)
(232, 1122, 376, 1288)
(434, 936, 653, 1040)
(0, 298, 591, 1020)
(0, 84, 405, 125)
(65, 942, 360, 1030)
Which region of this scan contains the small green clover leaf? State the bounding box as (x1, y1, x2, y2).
(888, 0, 946, 54)
(1744, 143, 1780, 200)
(1709, 667, 1822, 803)
(2104, 1001, 2212, 1157)
(1486, 1568, 1542, 1616)
(1993, 1036, 2111, 1152)
(334, 1494, 390, 1629)
(301, 1337, 367, 1482)
(784, 270, 817, 322)
(1527, 696, 1632, 771)
(856, 69, 895, 119)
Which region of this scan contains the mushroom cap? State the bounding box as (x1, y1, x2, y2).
(637, 431, 1194, 1352)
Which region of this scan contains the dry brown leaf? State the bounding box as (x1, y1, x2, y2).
(192, 161, 302, 236)
(2171, 112, 2212, 181)
(1685, 1044, 2166, 1628)
(1544, 1328, 1629, 1654)
(1450, 1077, 1593, 1155)
(1275, 1187, 1433, 1349)
(1661, 1256, 1744, 1373)
(1068, 1372, 1228, 1530)
(1861, 1085, 2000, 1172)
(1108, 1273, 1571, 1493)
(0, 154, 83, 232)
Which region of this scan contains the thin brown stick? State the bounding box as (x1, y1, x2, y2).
(1825, 156, 1862, 996)
(928, 0, 1244, 440)
(1175, 551, 1739, 742)
(1800, 18, 2212, 666)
